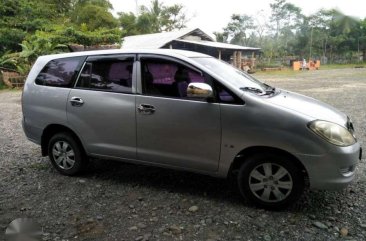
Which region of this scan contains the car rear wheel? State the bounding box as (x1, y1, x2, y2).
(48, 132, 87, 176)
(237, 153, 305, 210)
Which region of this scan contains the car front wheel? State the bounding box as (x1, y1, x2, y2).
(237, 153, 305, 210)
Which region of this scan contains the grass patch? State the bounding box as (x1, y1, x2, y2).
(0, 78, 5, 89)
(254, 68, 298, 76)
(0, 85, 22, 92)
(254, 63, 365, 76)
(28, 162, 49, 170)
(317, 63, 365, 70)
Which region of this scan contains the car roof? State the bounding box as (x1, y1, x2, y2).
(38, 49, 211, 61)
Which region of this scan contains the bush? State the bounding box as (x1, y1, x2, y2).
(33, 26, 122, 47)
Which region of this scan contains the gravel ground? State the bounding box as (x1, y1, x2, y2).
(0, 68, 366, 241)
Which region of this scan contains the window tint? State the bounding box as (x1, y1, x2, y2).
(141, 58, 207, 98)
(35, 57, 84, 87)
(216, 83, 244, 105)
(76, 58, 134, 93)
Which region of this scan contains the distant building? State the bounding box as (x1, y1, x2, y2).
(121, 28, 260, 69)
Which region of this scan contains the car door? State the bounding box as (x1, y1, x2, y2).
(67, 54, 137, 159)
(135, 55, 221, 172)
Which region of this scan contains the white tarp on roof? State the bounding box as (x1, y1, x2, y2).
(121, 27, 260, 51)
(122, 28, 213, 49)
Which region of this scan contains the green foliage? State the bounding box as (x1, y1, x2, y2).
(71, 3, 118, 29)
(0, 51, 17, 69)
(33, 26, 122, 47)
(223, 14, 255, 46)
(74, 0, 113, 9)
(215, 0, 365, 63)
(118, 12, 140, 36)
(0, 0, 121, 75)
(214, 32, 229, 43)
(0, 0, 57, 52)
(0, 28, 26, 53)
(0, 39, 67, 75)
(19, 40, 67, 63)
(118, 0, 187, 37)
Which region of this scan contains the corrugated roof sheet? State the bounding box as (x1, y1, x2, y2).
(174, 39, 261, 51)
(121, 27, 261, 51)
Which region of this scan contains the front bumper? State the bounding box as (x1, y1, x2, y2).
(295, 143, 362, 190)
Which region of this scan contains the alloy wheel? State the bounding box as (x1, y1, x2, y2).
(52, 141, 75, 170)
(248, 163, 293, 203)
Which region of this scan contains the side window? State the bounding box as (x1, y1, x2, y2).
(35, 57, 84, 87)
(215, 82, 244, 105)
(141, 58, 208, 98)
(76, 57, 134, 93)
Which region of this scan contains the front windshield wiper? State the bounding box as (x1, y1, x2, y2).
(265, 86, 276, 95)
(240, 86, 277, 96)
(240, 87, 264, 94)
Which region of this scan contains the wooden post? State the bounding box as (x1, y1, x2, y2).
(232, 51, 237, 67)
(237, 51, 242, 69)
(251, 51, 256, 70)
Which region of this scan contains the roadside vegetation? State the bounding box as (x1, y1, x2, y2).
(215, 0, 366, 67)
(0, 0, 365, 87)
(0, 0, 188, 75)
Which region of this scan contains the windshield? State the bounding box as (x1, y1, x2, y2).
(193, 57, 273, 94)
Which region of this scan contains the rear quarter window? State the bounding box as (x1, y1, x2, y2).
(35, 57, 84, 87)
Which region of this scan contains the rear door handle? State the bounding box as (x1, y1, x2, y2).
(70, 97, 84, 107)
(137, 104, 155, 114)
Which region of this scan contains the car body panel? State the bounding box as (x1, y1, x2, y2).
(136, 95, 221, 172)
(66, 89, 137, 159)
(266, 90, 348, 125)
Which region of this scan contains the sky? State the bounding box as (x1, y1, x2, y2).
(109, 0, 366, 35)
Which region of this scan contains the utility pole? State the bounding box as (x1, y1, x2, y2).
(309, 26, 313, 60)
(358, 38, 360, 63)
(135, 0, 139, 16)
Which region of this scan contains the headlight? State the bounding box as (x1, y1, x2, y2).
(308, 120, 356, 146)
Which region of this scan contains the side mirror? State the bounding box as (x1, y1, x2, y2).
(187, 82, 213, 99)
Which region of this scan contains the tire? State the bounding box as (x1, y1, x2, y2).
(237, 153, 305, 210)
(48, 132, 87, 176)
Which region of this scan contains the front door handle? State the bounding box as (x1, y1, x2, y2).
(137, 104, 155, 114)
(70, 97, 84, 107)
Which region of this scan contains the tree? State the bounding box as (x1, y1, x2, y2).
(358, 18, 366, 60)
(253, 10, 270, 47)
(73, 0, 113, 9)
(118, 12, 139, 36)
(118, 0, 188, 37)
(269, 0, 302, 57)
(223, 14, 255, 46)
(71, 0, 118, 29)
(312, 9, 360, 62)
(72, 4, 118, 29)
(0, 0, 55, 53)
(213, 32, 228, 43)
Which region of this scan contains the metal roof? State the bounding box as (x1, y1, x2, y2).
(122, 28, 214, 49)
(174, 39, 261, 51)
(121, 28, 260, 52)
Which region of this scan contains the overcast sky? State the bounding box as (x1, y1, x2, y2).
(110, 0, 366, 35)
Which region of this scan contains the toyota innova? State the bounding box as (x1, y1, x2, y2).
(22, 49, 362, 209)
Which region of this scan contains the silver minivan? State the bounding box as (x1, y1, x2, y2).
(22, 49, 362, 209)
